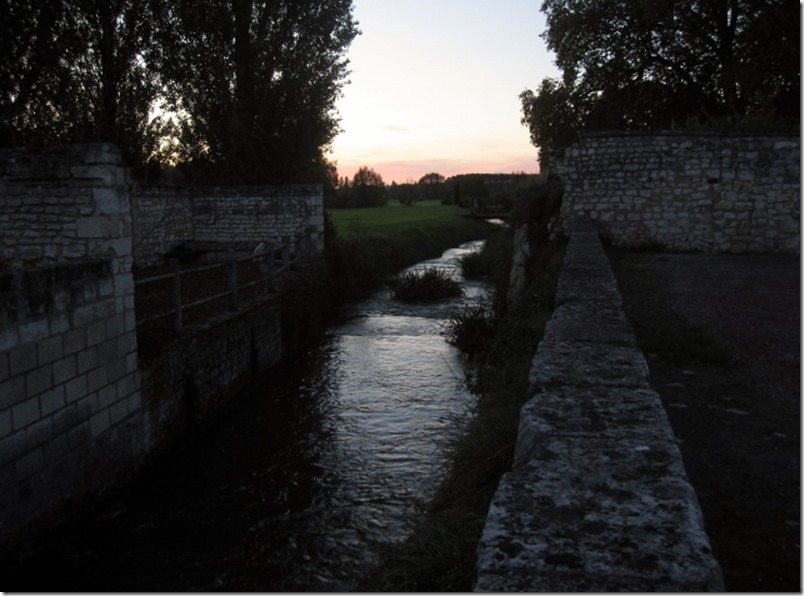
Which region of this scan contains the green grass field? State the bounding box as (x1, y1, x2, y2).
(328, 200, 476, 240)
(324, 200, 496, 303)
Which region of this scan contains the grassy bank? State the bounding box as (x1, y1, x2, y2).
(328, 201, 493, 262)
(324, 201, 495, 302)
(328, 200, 473, 237)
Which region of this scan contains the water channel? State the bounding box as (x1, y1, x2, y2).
(16, 240, 490, 591)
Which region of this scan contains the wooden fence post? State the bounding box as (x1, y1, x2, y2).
(169, 258, 182, 333)
(266, 246, 276, 293)
(282, 237, 291, 270)
(228, 249, 238, 310)
(294, 235, 303, 267)
(306, 227, 314, 257)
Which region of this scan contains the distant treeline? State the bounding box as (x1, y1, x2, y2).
(327, 169, 542, 211)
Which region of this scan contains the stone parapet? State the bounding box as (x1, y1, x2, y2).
(474, 221, 724, 591)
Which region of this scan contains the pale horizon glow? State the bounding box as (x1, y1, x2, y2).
(329, 0, 560, 184)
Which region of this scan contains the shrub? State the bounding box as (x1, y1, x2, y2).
(389, 268, 463, 303)
(458, 251, 487, 280)
(459, 231, 511, 282)
(442, 303, 495, 358)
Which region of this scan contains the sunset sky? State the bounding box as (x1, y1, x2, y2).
(329, 0, 560, 184)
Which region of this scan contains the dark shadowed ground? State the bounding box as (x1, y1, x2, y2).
(609, 251, 800, 593)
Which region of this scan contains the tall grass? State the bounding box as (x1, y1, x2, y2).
(389, 268, 463, 303)
(442, 304, 494, 357)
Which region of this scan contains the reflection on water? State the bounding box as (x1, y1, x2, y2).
(12, 241, 489, 592)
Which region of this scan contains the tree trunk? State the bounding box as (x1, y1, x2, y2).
(97, 0, 119, 142)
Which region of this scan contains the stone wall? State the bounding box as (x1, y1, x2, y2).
(0, 144, 299, 552)
(475, 221, 724, 591)
(141, 294, 284, 449)
(560, 132, 800, 253)
(132, 185, 324, 268)
(130, 187, 193, 268)
(0, 144, 144, 545)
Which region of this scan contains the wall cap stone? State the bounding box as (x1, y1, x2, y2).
(475, 220, 724, 592)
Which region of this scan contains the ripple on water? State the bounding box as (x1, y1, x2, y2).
(257, 242, 487, 589)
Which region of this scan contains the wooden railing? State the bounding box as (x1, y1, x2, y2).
(135, 233, 313, 334)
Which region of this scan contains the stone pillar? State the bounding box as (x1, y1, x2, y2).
(0, 144, 145, 551)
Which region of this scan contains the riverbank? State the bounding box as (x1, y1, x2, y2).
(324, 202, 496, 301)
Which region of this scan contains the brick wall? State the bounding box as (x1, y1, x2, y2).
(131, 185, 324, 268)
(560, 132, 800, 253)
(0, 144, 145, 545)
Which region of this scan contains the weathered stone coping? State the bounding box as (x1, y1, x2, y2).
(474, 222, 724, 591)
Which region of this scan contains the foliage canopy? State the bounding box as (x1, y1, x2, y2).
(0, 0, 359, 184)
(521, 0, 800, 169)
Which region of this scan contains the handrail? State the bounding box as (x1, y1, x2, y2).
(135, 233, 312, 333)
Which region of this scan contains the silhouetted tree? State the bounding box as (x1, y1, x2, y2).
(415, 172, 449, 202)
(1, 0, 359, 185)
(154, 0, 359, 184)
(349, 166, 386, 207)
(522, 0, 800, 168)
(418, 172, 445, 185)
(0, 0, 164, 174)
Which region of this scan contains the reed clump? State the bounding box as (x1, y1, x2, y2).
(389, 268, 463, 303)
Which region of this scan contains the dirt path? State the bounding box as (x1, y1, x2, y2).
(609, 251, 800, 593)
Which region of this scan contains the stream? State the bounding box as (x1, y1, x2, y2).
(11, 240, 490, 591)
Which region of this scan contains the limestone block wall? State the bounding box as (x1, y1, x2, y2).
(141, 295, 284, 449)
(0, 144, 321, 554)
(560, 133, 800, 253)
(475, 222, 724, 591)
(132, 185, 324, 267)
(0, 144, 144, 546)
(129, 187, 193, 268)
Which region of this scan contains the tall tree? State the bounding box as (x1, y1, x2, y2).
(350, 166, 386, 207)
(0, 0, 163, 173)
(155, 0, 359, 184)
(522, 0, 800, 168)
(1, 1, 85, 146)
(418, 172, 445, 185)
(417, 172, 448, 202)
(1, 0, 358, 184)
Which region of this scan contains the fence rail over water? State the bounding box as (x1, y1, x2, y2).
(135, 232, 314, 334)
